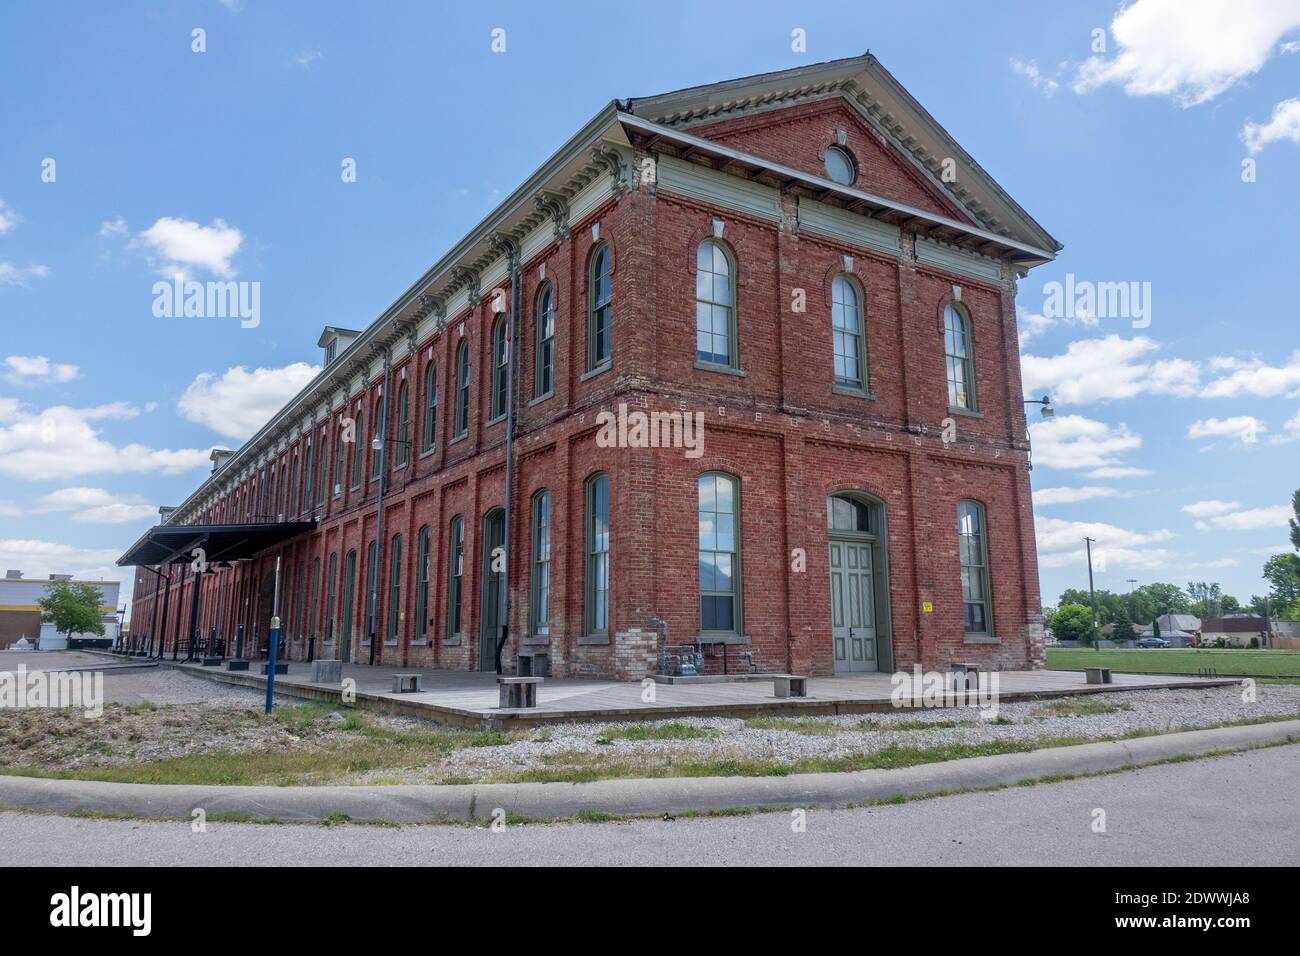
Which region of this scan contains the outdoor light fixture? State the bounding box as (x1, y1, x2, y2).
(1024, 394, 1054, 418)
(371, 435, 411, 451)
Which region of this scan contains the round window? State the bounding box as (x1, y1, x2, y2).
(824, 146, 856, 185)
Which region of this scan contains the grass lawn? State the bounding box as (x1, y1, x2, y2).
(1046, 646, 1300, 678)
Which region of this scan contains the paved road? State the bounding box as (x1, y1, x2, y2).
(5, 745, 1297, 865)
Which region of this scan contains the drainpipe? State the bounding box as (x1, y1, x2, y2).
(495, 237, 521, 676)
(369, 354, 392, 666)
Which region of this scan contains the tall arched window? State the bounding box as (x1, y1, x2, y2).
(585, 473, 610, 634)
(422, 361, 437, 451)
(387, 533, 402, 643)
(535, 283, 554, 398)
(447, 515, 465, 638)
(958, 500, 991, 635)
(301, 440, 313, 513)
(370, 397, 383, 480)
(415, 525, 432, 642)
(316, 427, 328, 505)
(531, 490, 551, 636)
(364, 539, 378, 641)
(334, 421, 345, 497)
(394, 381, 409, 468)
(325, 552, 338, 645)
(695, 239, 736, 367)
(832, 274, 867, 390)
(944, 303, 976, 410)
(454, 341, 470, 438)
(587, 243, 611, 370)
(351, 412, 364, 488)
(698, 472, 740, 634)
(490, 316, 508, 421)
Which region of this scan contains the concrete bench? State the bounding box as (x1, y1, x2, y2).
(312, 659, 343, 683)
(262, 662, 288, 676)
(498, 676, 543, 708)
(201, 657, 222, 667)
(772, 674, 809, 698)
(1085, 666, 1113, 685)
(226, 659, 249, 672)
(391, 672, 423, 693)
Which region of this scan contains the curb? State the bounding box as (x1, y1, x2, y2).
(1, 720, 1296, 823)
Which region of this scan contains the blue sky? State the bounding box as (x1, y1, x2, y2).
(1, 0, 1298, 615)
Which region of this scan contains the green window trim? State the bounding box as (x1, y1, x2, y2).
(584, 474, 610, 635)
(957, 499, 992, 636)
(698, 472, 741, 635)
(587, 244, 612, 371)
(944, 303, 977, 411)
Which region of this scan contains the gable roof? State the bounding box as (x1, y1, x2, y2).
(624, 52, 1061, 255)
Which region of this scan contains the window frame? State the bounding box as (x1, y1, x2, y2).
(454, 341, 470, 438)
(698, 471, 742, 636)
(415, 525, 432, 642)
(957, 499, 993, 637)
(587, 243, 612, 372)
(694, 239, 738, 369)
(534, 282, 555, 398)
(944, 302, 977, 412)
(824, 145, 857, 186)
(370, 396, 383, 481)
(447, 515, 465, 640)
(422, 361, 437, 452)
(387, 533, 402, 645)
(364, 539, 378, 643)
(350, 412, 364, 489)
(831, 273, 868, 392)
(489, 315, 508, 422)
(394, 380, 410, 468)
(584, 473, 610, 636)
(530, 490, 551, 636)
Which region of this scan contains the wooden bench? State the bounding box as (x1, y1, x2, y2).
(772, 674, 809, 698)
(1085, 666, 1113, 685)
(498, 676, 543, 708)
(391, 672, 423, 693)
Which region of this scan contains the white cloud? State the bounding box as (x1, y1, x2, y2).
(1200, 351, 1300, 399)
(0, 261, 51, 286)
(0, 400, 210, 481)
(0, 538, 135, 607)
(0, 501, 23, 518)
(98, 216, 128, 238)
(1016, 307, 1055, 347)
(1035, 514, 1176, 571)
(1182, 499, 1241, 518)
(1085, 465, 1153, 479)
(1284, 39, 1300, 53)
(1242, 97, 1300, 152)
(1033, 485, 1123, 506)
(1022, 334, 1199, 404)
(1029, 413, 1143, 471)
(1187, 415, 1266, 445)
(2, 355, 79, 386)
(32, 487, 156, 524)
(295, 50, 323, 69)
(1073, 0, 1300, 106)
(1010, 58, 1060, 96)
(1197, 504, 1294, 531)
(0, 197, 16, 235)
(178, 362, 321, 440)
(135, 217, 244, 279)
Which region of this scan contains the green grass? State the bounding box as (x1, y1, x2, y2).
(743, 716, 840, 735)
(1029, 696, 1133, 718)
(602, 722, 720, 742)
(1046, 646, 1300, 677)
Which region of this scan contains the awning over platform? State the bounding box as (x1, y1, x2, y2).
(116, 520, 316, 567)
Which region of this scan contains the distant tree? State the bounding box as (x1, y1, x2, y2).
(38, 580, 105, 640)
(1051, 604, 1094, 643)
(1152, 618, 1162, 641)
(1138, 583, 1193, 617)
(1109, 604, 1135, 642)
(1290, 487, 1300, 552)
(1220, 595, 1242, 615)
(1263, 553, 1300, 619)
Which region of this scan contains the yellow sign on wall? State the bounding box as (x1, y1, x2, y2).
(922, 601, 934, 613)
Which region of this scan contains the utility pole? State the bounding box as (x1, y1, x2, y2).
(1085, 537, 1100, 653)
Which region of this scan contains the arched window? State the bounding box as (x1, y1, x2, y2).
(370, 397, 383, 479)
(364, 539, 378, 641)
(422, 361, 437, 451)
(827, 494, 871, 533)
(308, 556, 321, 639)
(447, 515, 465, 638)
(301, 440, 313, 513)
(585, 473, 610, 634)
(387, 533, 402, 643)
(316, 427, 328, 505)
(341, 548, 357, 652)
(394, 381, 409, 468)
(535, 282, 554, 398)
(531, 490, 551, 636)
(832, 274, 867, 390)
(415, 525, 432, 642)
(698, 472, 740, 633)
(695, 239, 736, 367)
(454, 341, 470, 438)
(490, 315, 508, 421)
(351, 412, 364, 488)
(334, 422, 345, 497)
(944, 303, 976, 410)
(587, 243, 612, 371)
(958, 500, 991, 635)
(325, 552, 338, 645)
(824, 145, 856, 185)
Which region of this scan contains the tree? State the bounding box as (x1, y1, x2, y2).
(1152, 618, 1162, 641)
(1137, 583, 1192, 617)
(1109, 604, 1135, 642)
(38, 580, 106, 639)
(1290, 487, 1300, 552)
(1263, 553, 1300, 619)
(1051, 604, 1094, 643)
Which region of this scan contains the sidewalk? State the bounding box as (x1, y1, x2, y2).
(2, 719, 1295, 823)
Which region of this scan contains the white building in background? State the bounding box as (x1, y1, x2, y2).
(0, 570, 120, 650)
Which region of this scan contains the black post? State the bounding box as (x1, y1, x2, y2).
(158, 570, 173, 660)
(185, 564, 202, 663)
(1085, 536, 1100, 653)
(235, 623, 245, 660)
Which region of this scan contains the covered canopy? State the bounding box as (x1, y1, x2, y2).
(116, 521, 316, 568)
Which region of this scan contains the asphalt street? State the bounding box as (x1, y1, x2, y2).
(6, 743, 1298, 865)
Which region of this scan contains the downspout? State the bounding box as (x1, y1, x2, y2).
(370, 354, 392, 666)
(495, 236, 521, 675)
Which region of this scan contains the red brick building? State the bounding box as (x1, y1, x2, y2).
(123, 54, 1061, 679)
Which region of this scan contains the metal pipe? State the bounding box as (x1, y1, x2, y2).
(495, 239, 521, 676)
(265, 556, 282, 713)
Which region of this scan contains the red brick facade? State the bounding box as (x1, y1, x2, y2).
(129, 75, 1049, 680)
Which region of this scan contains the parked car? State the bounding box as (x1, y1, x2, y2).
(1136, 636, 1171, 648)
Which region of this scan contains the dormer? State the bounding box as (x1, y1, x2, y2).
(318, 326, 361, 367)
